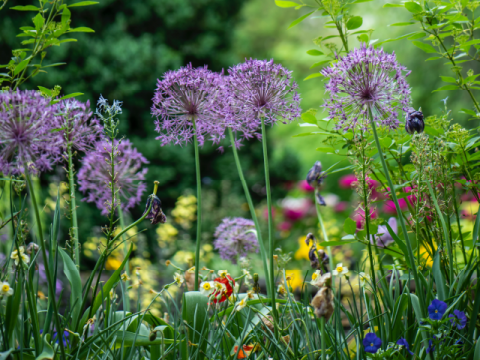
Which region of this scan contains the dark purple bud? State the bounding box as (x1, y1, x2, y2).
(309, 246, 320, 270)
(143, 195, 167, 225)
(306, 161, 326, 188)
(305, 233, 315, 246)
(405, 108, 424, 135)
(316, 192, 326, 206)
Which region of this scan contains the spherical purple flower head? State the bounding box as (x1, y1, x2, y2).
(363, 332, 382, 353)
(151, 63, 227, 146)
(213, 217, 259, 264)
(78, 139, 148, 215)
(449, 309, 467, 329)
(53, 99, 102, 152)
(226, 59, 301, 143)
(321, 44, 411, 132)
(428, 299, 448, 320)
(0, 90, 62, 175)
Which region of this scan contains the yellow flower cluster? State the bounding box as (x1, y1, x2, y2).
(44, 182, 68, 213)
(128, 257, 162, 316)
(171, 195, 197, 229)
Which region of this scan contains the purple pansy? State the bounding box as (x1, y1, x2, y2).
(213, 217, 259, 264)
(321, 44, 411, 132)
(370, 217, 397, 248)
(396, 337, 413, 355)
(449, 309, 467, 329)
(363, 332, 382, 354)
(78, 139, 148, 215)
(428, 299, 448, 320)
(0, 90, 62, 175)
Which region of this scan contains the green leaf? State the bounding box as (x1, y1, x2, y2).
(301, 109, 318, 124)
(59, 92, 83, 100)
(68, 1, 99, 6)
(61, 7, 71, 29)
(10, 5, 40, 10)
(275, 0, 301, 7)
(346, 16, 363, 30)
(68, 27, 95, 33)
(404, 1, 423, 13)
(412, 41, 437, 53)
(432, 252, 447, 301)
(59, 248, 82, 323)
(13, 59, 29, 76)
(0, 350, 14, 360)
(343, 218, 357, 235)
(310, 60, 331, 69)
(37, 86, 52, 97)
(36, 334, 54, 360)
(318, 239, 356, 246)
(306, 49, 324, 56)
(112, 331, 174, 347)
(288, 10, 315, 28)
(304, 73, 322, 81)
(33, 13, 44, 31)
(182, 292, 209, 357)
(440, 76, 457, 83)
(475, 336, 480, 360)
(357, 34, 369, 43)
(432, 85, 459, 92)
(389, 22, 416, 26)
(383, 3, 403, 7)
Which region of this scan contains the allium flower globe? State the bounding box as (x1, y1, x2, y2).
(0, 90, 61, 175)
(151, 63, 227, 146)
(213, 217, 259, 264)
(78, 139, 148, 215)
(227, 59, 301, 142)
(321, 44, 411, 131)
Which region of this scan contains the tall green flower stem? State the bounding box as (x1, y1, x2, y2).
(228, 128, 271, 297)
(320, 317, 326, 360)
(24, 165, 67, 360)
(67, 145, 80, 267)
(367, 106, 426, 312)
(118, 206, 130, 311)
(192, 119, 202, 291)
(314, 199, 334, 271)
(260, 117, 277, 325)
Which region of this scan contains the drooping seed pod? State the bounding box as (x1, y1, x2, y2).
(405, 108, 424, 135)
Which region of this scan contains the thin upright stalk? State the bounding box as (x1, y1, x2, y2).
(192, 119, 202, 291)
(260, 117, 277, 323)
(24, 166, 67, 360)
(320, 317, 326, 360)
(67, 145, 80, 267)
(228, 128, 271, 296)
(314, 199, 334, 281)
(367, 107, 426, 312)
(118, 206, 130, 311)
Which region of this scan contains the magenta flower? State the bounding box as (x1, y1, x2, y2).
(78, 139, 148, 215)
(151, 63, 227, 146)
(213, 217, 259, 264)
(53, 99, 103, 152)
(353, 207, 378, 230)
(226, 59, 301, 142)
(321, 44, 411, 131)
(0, 90, 61, 175)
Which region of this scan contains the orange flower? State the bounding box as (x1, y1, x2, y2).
(212, 275, 235, 303)
(233, 344, 255, 359)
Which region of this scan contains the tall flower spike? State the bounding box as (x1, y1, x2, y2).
(226, 59, 301, 143)
(53, 99, 103, 152)
(0, 90, 62, 175)
(78, 139, 148, 215)
(321, 44, 411, 131)
(213, 217, 259, 264)
(151, 63, 227, 146)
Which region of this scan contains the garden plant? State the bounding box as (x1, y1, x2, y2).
(1, 0, 480, 359)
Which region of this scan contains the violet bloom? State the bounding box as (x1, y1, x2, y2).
(151, 63, 226, 146)
(396, 337, 414, 355)
(0, 90, 61, 175)
(363, 332, 382, 353)
(370, 217, 397, 247)
(53, 99, 102, 152)
(428, 299, 448, 320)
(78, 139, 148, 215)
(321, 44, 411, 131)
(449, 309, 467, 329)
(213, 217, 259, 264)
(226, 59, 301, 142)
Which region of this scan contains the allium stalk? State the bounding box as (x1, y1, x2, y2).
(193, 118, 202, 291)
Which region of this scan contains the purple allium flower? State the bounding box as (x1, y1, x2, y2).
(321, 44, 411, 131)
(226, 59, 301, 142)
(449, 309, 467, 329)
(363, 332, 382, 353)
(396, 337, 414, 355)
(0, 90, 61, 175)
(78, 139, 148, 215)
(151, 63, 227, 146)
(213, 217, 259, 264)
(53, 99, 102, 152)
(428, 299, 448, 320)
(370, 217, 397, 248)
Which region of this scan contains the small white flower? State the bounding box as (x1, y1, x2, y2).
(174, 272, 184, 285)
(217, 270, 228, 278)
(311, 272, 332, 288)
(242, 269, 252, 280)
(0, 281, 13, 297)
(310, 270, 322, 285)
(234, 298, 248, 312)
(11, 246, 30, 266)
(200, 281, 215, 296)
(358, 272, 369, 286)
(332, 263, 349, 276)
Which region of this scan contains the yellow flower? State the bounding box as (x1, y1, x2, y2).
(358, 272, 369, 287)
(105, 257, 122, 270)
(285, 269, 304, 291)
(174, 272, 184, 285)
(294, 236, 324, 261)
(218, 270, 228, 278)
(121, 272, 130, 282)
(156, 223, 178, 247)
(11, 246, 30, 266)
(234, 298, 248, 312)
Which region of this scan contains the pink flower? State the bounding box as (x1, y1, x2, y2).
(353, 207, 378, 230)
(278, 221, 293, 231)
(298, 180, 315, 192)
(339, 174, 357, 189)
(335, 201, 349, 212)
(281, 197, 311, 221)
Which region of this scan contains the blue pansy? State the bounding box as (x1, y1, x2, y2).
(363, 332, 382, 354)
(396, 337, 414, 355)
(449, 309, 467, 330)
(426, 339, 435, 354)
(428, 299, 448, 320)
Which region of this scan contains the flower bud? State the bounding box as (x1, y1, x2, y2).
(306, 161, 325, 188)
(143, 194, 167, 225)
(149, 330, 157, 342)
(405, 108, 424, 134)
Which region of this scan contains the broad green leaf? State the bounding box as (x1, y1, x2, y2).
(68, 27, 95, 33)
(375, 31, 424, 46)
(389, 22, 416, 26)
(111, 331, 175, 347)
(475, 336, 480, 360)
(59, 92, 83, 100)
(36, 334, 54, 360)
(182, 292, 209, 358)
(275, 0, 301, 7)
(0, 350, 14, 360)
(301, 109, 318, 124)
(357, 34, 369, 43)
(343, 218, 357, 235)
(306, 49, 324, 56)
(432, 252, 447, 301)
(310, 60, 331, 69)
(37, 86, 52, 96)
(440, 76, 456, 83)
(59, 248, 82, 322)
(289, 10, 315, 28)
(304, 73, 322, 81)
(433, 85, 459, 92)
(68, 1, 99, 6)
(10, 5, 40, 10)
(346, 16, 363, 30)
(61, 7, 71, 29)
(13, 58, 29, 76)
(33, 13, 44, 31)
(412, 41, 437, 53)
(404, 1, 423, 13)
